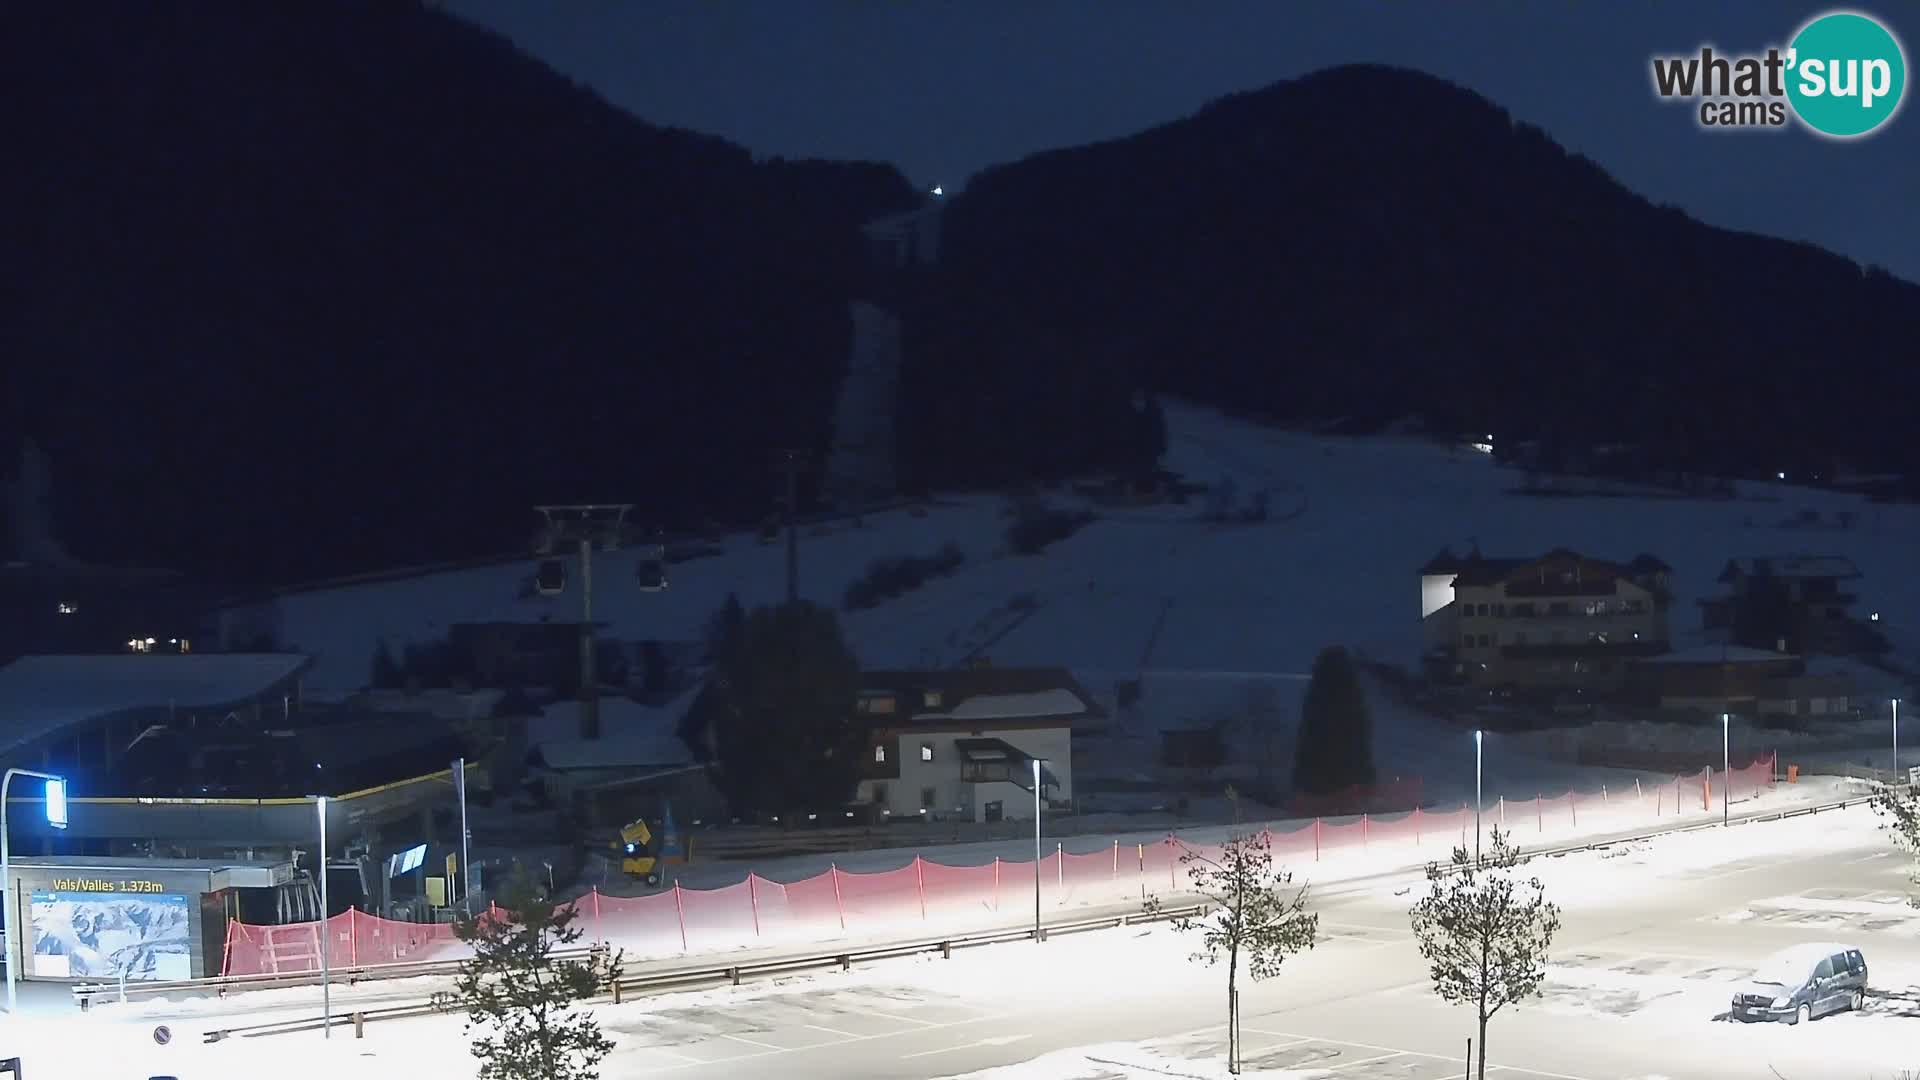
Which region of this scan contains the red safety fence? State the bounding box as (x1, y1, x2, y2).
(220, 751, 1779, 976)
(1287, 775, 1424, 818)
(222, 908, 464, 978)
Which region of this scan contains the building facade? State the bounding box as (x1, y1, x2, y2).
(1421, 548, 1672, 690)
(1628, 644, 1856, 718)
(852, 667, 1088, 823)
(1699, 555, 1870, 655)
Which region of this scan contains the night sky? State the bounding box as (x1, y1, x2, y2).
(446, 0, 1918, 284)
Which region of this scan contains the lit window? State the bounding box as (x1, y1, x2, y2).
(874, 745, 887, 763)
(920, 744, 933, 762)
(923, 691, 943, 709)
(56, 601, 77, 615)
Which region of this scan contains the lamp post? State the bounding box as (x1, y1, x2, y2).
(1474, 730, 1483, 865)
(2, 769, 67, 1014)
(454, 758, 472, 913)
(1728, 711, 1743, 818)
(315, 795, 331, 1038)
(1032, 757, 1044, 944)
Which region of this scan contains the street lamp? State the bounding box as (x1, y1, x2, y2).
(2, 769, 68, 1014)
(314, 795, 331, 1039)
(1474, 730, 1483, 865)
(1728, 707, 1743, 822)
(1031, 758, 1049, 944)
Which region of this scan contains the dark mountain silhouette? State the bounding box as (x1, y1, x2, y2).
(2, 2, 936, 584)
(926, 64, 1920, 481)
(7, 25, 1912, 589)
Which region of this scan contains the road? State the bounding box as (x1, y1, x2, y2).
(592, 805, 1920, 1079)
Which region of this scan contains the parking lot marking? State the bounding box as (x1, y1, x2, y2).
(632, 1010, 1019, 1073)
(716, 1031, 785, 1051)
(1238, 1028, 1602, 1080)
(802, 1022, 860, 1037)
(1317, 1050, 1406, 1071)
(1240, 1034, 1313, 1051)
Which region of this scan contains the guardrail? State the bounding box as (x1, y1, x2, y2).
(199, 901, 1211, 1043)
(74, 946, 600, 1011)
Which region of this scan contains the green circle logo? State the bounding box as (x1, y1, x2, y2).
(1786, 11, 1907, 137)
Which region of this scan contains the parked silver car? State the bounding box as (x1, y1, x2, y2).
(1730, 942, 1868, 1024)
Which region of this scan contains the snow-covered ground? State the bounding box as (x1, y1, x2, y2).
(202, 401, 1920, 885)
(11, 801, 1920, 1080)
(222, 399, 1920, 707)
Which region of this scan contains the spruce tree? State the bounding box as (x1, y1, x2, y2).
(708, 600, 862, 816)
(438, 868, 622, 1080)
(1293, 646, 1376, 795)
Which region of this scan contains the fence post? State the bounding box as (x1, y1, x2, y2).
(1414, 808, 1421, 847)
(673, 883, 688, 953)
(591, 887, 603, 945)
(1536, 795, 1542, 833)
(915, 857, 926, 921)
(349, 910, 359, 968)
(1570, 795, 1576, 828)
(831, 864, 846, 930)
(1701, 767, 1710, 812)
(992, 858, 1001, 911)
(1112, 839, 1119, 879)
(1635, 778, 1642, 804)
(1137, 843, 1144, 873)
(1057, 843, 1064, 893)
(1498, 795, 1505, 827)
(1314, 818, 1321, 861)
(1362, 815, 1370, 849)
(1602, 785, 1608, 805)
(1169, 840, 1177, 890)
(748, 874, 761, 938)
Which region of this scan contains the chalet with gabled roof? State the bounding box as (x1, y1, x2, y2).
(1420, 547, 1672, 690)
(852, 665, 1091, 823)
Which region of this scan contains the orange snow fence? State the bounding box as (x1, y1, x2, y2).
(219, 752, 1779, 976)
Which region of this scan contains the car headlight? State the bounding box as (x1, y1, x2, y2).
(1771, 996, 1791, 1009)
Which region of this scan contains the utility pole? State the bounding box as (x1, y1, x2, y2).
(773, 450, 809, 604)
(534, 505, 632, 740)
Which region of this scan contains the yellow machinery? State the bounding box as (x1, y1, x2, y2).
(618, 818, 664, 887)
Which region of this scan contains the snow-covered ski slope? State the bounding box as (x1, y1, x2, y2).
(220, 400, 1920, 704)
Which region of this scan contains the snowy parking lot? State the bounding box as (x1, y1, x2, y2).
(9, 801, 1918, 1079)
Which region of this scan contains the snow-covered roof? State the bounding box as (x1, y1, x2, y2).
(527, 689, 700, 772)
(859, 668, 1096, 728)
(533, 734, 694, 772)
(0, 653, 313, 758)
(1723, 555, 1862, 581)
(1639, 644, 1796, 665)
(942, 689, 1087, 722)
